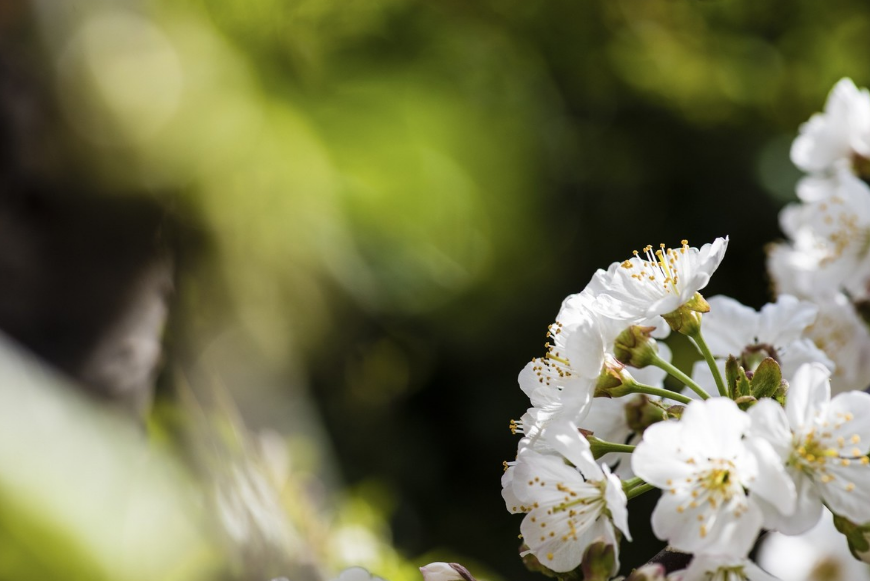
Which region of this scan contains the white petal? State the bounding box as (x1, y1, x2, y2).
(757, 294, 818, 346)
(743, 436, 795, 516)
(679, 398, 749, 459)
(748, 399, 792, 459)
(786, 363, 831, 430)
(703, 295, 759, 357)
(756, 469, 823, 535)
(827, 390, 870, 450)
(543, 421, 602, 480)
(819, 462, 870, 524)
(631, 420, 695, 487)
(602, 465, 631, 541)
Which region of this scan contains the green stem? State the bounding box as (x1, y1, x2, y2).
(650, 351, 710, 400)
(628, 382, 693, 405)
(589, 438, 636, 459)
(690, 330, 727, 397)
(625, 483, 656, 500)
(621, 477, 644, 491)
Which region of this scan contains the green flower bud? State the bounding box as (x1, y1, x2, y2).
(613, 326, 659, 368)
(580, 542, 617, 581)
(625, 395, 667, 433)
(625, 564, 667, 581)
(594, 358, 628, 398)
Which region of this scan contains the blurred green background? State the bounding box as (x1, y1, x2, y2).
(1, 0, 870, 580)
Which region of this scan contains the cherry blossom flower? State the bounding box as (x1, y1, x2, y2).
(334, 567, 388, 581)
(632, 398, 793, 557)
(669, 554, 779, 581)
(748, 363, 870, 534)
(419, 562, 477, 581)
(585, 238, 728, 323)
(758, 507, 870, 581)
(791, 78, 870, 175)
(689, 295, 832, 392)
(507, 422, 630, 573)
(768, 171, 870, 301)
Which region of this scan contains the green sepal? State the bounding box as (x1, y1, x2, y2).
(750, 357, 783, 400)
(625, 395, 667, 433)
(832, 513, 870, 563)
(736, 365, 752, 400)
(725, 356, 740, 399)
(579, 542, 617, 581)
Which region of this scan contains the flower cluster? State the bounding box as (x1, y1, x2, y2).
(499, 79, 870, 581)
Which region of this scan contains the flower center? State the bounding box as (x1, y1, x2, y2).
(740, 342, 779, 371)
(619, 240, 691, 295)
(791, 422, 869, 490)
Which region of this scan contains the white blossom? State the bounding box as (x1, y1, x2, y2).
(748, 363, 870, 534)
(419, 562, 475, 581)
(669, 554, 779, 581)
(632, 398, 792, 557)
(586, 238, 728, 322)
(508, 422, 629, 573)
(334, 567, 388, 581)
(757, 508, 870, 581)
(689, 295, 832, 392)
(791, 77, 870, 175)
(768, 171, 870, 300)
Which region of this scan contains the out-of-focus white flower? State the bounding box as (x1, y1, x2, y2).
(749, 363, 870, 534)
(791, 78, 870, 175)
(632, 398, 792, 557)
(689, 295, 832, 392)
(668, 554, 778, 581)
(333, 567, 388, 581)
(419, 562, 476, 581)
(507, 422, 629, 573)
(804, 295, 870, 393)
(586, 238, 728, 322)
(769, 172, 870, 300)
(758, 507, 870, 581)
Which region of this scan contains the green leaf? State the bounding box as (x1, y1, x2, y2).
(750, 357, 783, 400)
(725, 356, 740, 400)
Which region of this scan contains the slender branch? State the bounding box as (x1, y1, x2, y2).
(629, 382, 693, 405)
(589, 438, 636, 458)
(649, 351, 710, 400)
(690, 331, 727, 397)
(621, 476, 644, 491)
(625, 482, 656, 500)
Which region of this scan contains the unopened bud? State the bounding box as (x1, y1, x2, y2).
(625, 395, 667, 433)
(613, 326, 659, 368)
(594, 356, 637, 398)
(625, 563, 667, 581)
(580, 542, 617, 581)
(419, 563, 477, 581)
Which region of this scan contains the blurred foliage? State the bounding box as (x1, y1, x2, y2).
(5, 0, 870, 580)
